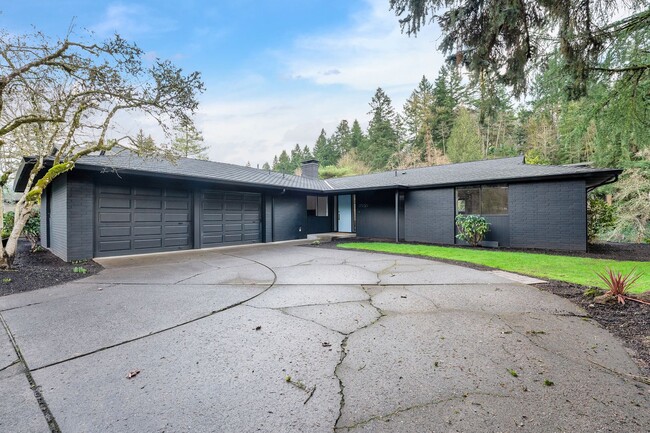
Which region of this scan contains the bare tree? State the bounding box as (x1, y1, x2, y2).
(0, 30, 204, 268)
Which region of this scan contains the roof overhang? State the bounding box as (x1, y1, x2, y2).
(13, 156, 623, 195)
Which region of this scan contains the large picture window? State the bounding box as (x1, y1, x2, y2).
(456, 185, 508, 215)
(307, 195, 328, 217)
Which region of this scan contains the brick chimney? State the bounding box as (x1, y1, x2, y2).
(301, 159, 319, 179)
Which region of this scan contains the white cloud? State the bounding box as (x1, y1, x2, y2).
(92, 3, 176, 38)
(281, 0, 444, 92)
(192, 0, 446, 167)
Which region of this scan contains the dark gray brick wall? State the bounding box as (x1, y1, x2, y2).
(66, 172, 95, 260)
(404, 189, 455, 244)
(483, 215, 510, 247)
(49, 174, 68, 260)
(509, 180, 586, 251)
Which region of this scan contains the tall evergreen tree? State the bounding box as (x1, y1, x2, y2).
(362, 88, 400, 170)
(313, 129, 339, 166)
(262, 162, 271, 170)
(134, 129, 156, 155)
(403, 75, 435, 152)
(330, 120, 352, 154)
(290, 144, 303, 170)
(349, 120, 365, 150)
(274, 150, 292, 173)
(302, 145, 313, 160)
(171, 124, 208, 160)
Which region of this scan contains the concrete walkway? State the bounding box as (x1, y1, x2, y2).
(0, 244, 648, 432)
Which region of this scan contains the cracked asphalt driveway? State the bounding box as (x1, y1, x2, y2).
(1, 244, 648, 432)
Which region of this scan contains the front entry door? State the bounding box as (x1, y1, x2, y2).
(338, 195, 353, 232)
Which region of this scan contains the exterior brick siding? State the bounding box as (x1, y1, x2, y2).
(509, 180, 586, 251)
(404, 188, 455, 245)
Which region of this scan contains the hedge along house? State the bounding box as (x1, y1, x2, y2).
(14, 153, 621, 261)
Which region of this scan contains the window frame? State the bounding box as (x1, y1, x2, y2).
(455, 184, 508, 216)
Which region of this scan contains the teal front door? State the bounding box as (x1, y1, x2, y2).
(338, 195, 352, 232)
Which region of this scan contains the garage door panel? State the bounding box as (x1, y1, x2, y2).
(165, 224, 190, 235)
(135, 213, 162, 223)
(99, 212, 131, 223)
(133, 226, 162, 236)
(96, 185, 192, 257)
(243, 213, 259, 222)
(134, 199, 162, 209)
(203, 201, 223, 211)
(164, 237, 190, 247)
(203, 234, 223, 244)
(203, 213, 223, 222)
(224, 213, 242, 221)
(100, 226, 131, 237)
(166, 189, 189, 198)
(99, 197, 131, 208)
(244, 223, 259, 231)
(133, 187, 162, 196)
(99, 240, 132, 252)
(165, 213, 191, 222)
(99, 185, 130, 195)
(166, 200, 190, 210)
(224, 223, 243, 232)
(224, 234, 243, 243)
(134, 239, 162, 250)
(243, 233, 259, 241)
(203, 224, 223, 233)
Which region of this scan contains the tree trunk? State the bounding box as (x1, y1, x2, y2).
(0, 203, 34, 269)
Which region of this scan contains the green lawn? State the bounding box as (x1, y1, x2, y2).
(338, 242, 650, 294)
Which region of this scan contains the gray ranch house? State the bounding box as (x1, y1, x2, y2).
(14, 154, 621, 261)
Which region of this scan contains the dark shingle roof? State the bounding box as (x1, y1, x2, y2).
(14, 153, 621, 193)
(326, 156, 620, 190)
(74, 153, 329, 191)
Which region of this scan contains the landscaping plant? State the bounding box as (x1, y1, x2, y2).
(587, 195, 615, 243)
(595, 267, 649, 305)
(455, 214, 490, 247)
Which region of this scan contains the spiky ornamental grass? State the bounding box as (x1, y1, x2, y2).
(595, 267, 649, 305)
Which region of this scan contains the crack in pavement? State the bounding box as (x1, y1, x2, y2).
(335, 391, 512, 431)
(496, 314, 650, 386)
(24, 252, 278, 373)
(0, 312, 61, 433)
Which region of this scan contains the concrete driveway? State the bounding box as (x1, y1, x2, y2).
(1, 244, 648, 432)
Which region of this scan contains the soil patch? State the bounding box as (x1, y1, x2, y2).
(0, 240, 102, 297)
(308, 238, 650, 376)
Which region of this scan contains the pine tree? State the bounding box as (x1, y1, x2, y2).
(403, 76, 434, 146)
(330, 120, 352, 154)
(349, 120, 365, 150)
(313, 129, 339, 166)
(275, 150, 292, 173)
(302, 145, 313, 160)
(134, 129, 156, 155)
(362, 88, 400, 170)
(290, 144, 303, 170)
(262, 162, 271, 170)
(171, 124, 208, 160)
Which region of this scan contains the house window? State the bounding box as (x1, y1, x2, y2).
(456, 185, 508, 215)
(307, 195, 328, 217)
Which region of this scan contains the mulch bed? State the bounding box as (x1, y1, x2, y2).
(0, 240, 102, 297)
(308, 238, 650, 376)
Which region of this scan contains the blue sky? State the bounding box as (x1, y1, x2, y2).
(1, 0, 443, 166)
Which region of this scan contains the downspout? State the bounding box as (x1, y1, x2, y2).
(395, 189, 399, 243)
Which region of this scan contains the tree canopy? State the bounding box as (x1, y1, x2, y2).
(0, 29, 204, 267)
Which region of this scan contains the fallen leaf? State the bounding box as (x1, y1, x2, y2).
(127, 369, 140, 379)
(254, 326, 262, 331)
(322, 342, 331, 347)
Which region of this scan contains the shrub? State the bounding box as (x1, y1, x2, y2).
(455, 214, 490, 247)
(23, 211, 40, 251)
(595, 267, 645, 305)
(1, 211, 14, 238)
(587, 195, 615, 243)
(1, 210, 41, 251)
